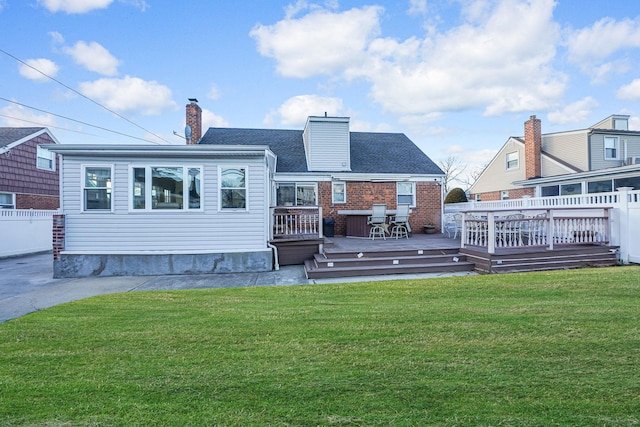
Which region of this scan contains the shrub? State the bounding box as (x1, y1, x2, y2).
(444, 187, 468, 204)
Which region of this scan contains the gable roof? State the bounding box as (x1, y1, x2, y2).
(0, 127, 46, 148)
(199, 127, 444, 175)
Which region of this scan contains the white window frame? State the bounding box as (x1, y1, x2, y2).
(37, 146, 55, 171)
(275, 182, 318, 206)
(397, 182, 416, 207)
(82, 164, 113, 212)
(219, 165, 249, 212)
(506, 151, 519, 170)
(332, 181, 346, 204)
(0, 192, 15, 209)
(500, 190, 509, 200)
(604, 136, 619, 160)
(129, 165, 203, 212)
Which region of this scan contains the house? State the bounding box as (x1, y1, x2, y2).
(470, 115, 640, 200)
(0, 127, 60, 209)
(45, 99, 444, 278)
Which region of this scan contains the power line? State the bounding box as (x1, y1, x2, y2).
(0, 47, 172, 144)
(0, 98, 166, 144)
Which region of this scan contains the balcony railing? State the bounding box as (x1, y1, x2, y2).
(270, 206, 323, 239)
(461, 207, 611, 253)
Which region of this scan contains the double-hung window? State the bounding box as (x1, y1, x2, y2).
(83, 166, 112, 211)
(332, 182, 346, 204)
(220, 167, 247, 210)
(604, 137, 619, 160)
(397, 182, 415, 206)
(131, 166, 202, 211)
(37, 146, 55, 171)
(506, 151, 519, 170)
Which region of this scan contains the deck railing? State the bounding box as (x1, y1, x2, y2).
(461, 207, 611, 253)
(269, 206, 323, 239)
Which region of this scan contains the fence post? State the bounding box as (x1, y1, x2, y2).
(547, 209, 554, 250)
(487, 212, 495, 254)
(616, 187, 632, 264)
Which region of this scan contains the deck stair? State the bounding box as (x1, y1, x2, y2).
(304, 248, 475, 279)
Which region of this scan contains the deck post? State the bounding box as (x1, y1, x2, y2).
(547, 208, 554, 250)
(487, 211, 495, 254)
(460, 212, 467, 249)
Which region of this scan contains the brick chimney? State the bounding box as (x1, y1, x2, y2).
(185, 98, 202, 145)
(524, 115, 542, 179)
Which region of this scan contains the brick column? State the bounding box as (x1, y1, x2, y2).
(53, 214, 65, 261)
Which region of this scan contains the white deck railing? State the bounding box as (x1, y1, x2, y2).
(269, 206, 323, 239)
(461, 207, 611, 253)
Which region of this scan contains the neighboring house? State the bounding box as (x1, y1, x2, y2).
(470, 115, 640, 200)
(46, 99, 444, 278)
(0, 127, 60, 209)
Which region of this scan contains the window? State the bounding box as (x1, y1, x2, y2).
(604, 136, 619, 160)
(615, 176, 640, 190)
(37, 146, 55, 171)
(83, 166, 112, 211)
(332, 182, 346, 204)
(0, 193, 15, 209)
(131, 166, 202, 211)
(614, 118, 628, 130)
(541, 185, 559, 197)
(560, 183, 582, 195)
(500, 190, 509, 200)
(397, 182, 415, 206)
(506, 151, 519, 170)
(588, 180, 613, 193)
(276, 183, 317, 206)
(220, 167, 247, 210)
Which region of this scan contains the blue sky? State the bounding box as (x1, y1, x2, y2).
(2, 0, 640, 186)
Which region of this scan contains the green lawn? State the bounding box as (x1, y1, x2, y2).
(1, 266, 639, 426)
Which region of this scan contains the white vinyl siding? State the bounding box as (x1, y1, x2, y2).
(60, 157, 268, 253)
(303, 118, 350, 171)
(543, 131, 589, 171)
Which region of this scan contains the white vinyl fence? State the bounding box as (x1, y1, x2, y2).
(445, 187, 640, 264)
(0, 209, 58, 258)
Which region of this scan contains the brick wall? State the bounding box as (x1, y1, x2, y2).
(317, 180, 442, 235)
(16, 193, 59, 209)
(185, 99, 202, 144)
(52, 214, 65, 261)
(524, 115, 542, 179)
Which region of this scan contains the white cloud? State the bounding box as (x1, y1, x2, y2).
(629, 116, 640, 131)
(63, 41, 120, 76)
(18, 58, 59, 81)
(253, 0, 565, 119)
(265, 95, 345, 127)
(39, 0, 113, 14)
(48, 31, 65, 44)
(78, 76, 176, 115)
(617, 79, 640, 101)
(207, 84, 221, 100)
(362, 0, 564, 117)
(201, 108, 230, 128)
(565, 16, 640, 79)
(250, 5, 383, 78)
(547, 97, 599, 125)
(407, 0, 427, 16)
(0, 102, 57, 127)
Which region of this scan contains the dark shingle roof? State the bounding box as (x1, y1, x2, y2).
(0, 127, 45, 148)
(200, 127, 443, 175)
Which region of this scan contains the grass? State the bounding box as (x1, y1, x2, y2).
(1, 266, 639, 426)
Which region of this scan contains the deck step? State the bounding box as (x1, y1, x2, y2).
(304, 259, 475, 279)
(314, 253, 467, 268)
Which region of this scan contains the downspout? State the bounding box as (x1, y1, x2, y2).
(267, 242, 280, 271)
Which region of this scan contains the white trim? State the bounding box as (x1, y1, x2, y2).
(332, 181, 346, 204)
(0, 128, 60, 154)
(81, 164, 114, 213)
(128, 165, 204, 212)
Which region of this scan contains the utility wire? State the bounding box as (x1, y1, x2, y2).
(0, 98, 165, 144)
(0, 47, 171, 144)
(0, 112, 125, 139)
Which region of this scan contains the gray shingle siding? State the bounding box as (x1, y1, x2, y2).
(200, 127, 443, 175)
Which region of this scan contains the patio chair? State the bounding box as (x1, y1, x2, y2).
(367, 204, 388, 240)
(390, 203, 410, 239)
(444, 213, 463, 239)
